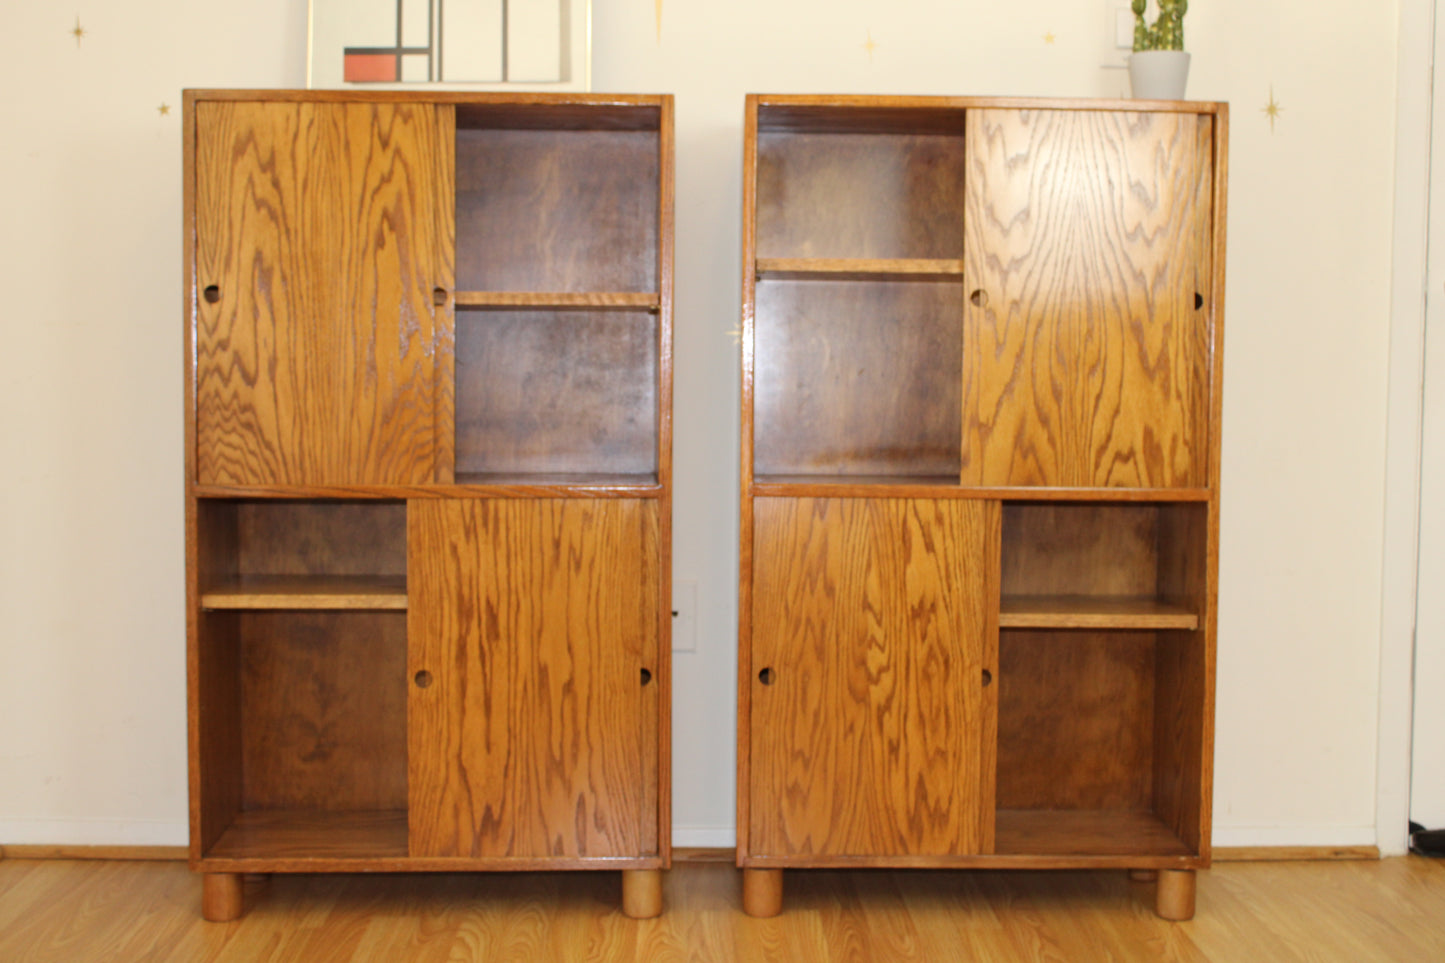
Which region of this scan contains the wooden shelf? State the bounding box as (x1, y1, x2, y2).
(999, 596, 1199, 631)
(994, 809, 1193, 857)
(204, 810, 408, 861)
(454, 291, 659, 310)
(200, 575, 407, 611)
(755, 258, 964, 281)
(452, 472, 661, 493)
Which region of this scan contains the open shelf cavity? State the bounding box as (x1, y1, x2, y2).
(455, 122, 659, 294)
(993, 501, 1209, 858)
(455, 310, 658, 478)
(752, 279, 961, 481)
(205, 810, 409, 863)
(756, 125, 966, 262)
(198, 500, 406, 610)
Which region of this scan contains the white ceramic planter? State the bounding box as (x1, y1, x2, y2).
(1129, 50, 1191, 101)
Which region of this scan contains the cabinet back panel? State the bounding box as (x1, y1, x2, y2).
(194, 102, 446, 486)
(996, 630, 1155, 810)
(455, 311, 657, 475)
(455, 129, 658, 292)
(751, 131, 965, 260)
(756, 132, 967, 260)
(231, 501, 407, 576)
(408, 499, 658, 859)
(749, 498, 997, 857)
(238, 612, 408, 811)
(1001, 503, 1159, 597)
(962, 109, 1213, 488)
(753, 281, 962, 477)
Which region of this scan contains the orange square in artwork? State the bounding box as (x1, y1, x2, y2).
(344, 53, 397, 82)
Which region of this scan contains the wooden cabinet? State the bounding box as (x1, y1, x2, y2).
(738, 96, 1226, 921)
(185, 91, 672, 921)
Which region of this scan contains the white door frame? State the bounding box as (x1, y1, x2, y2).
(1379, 0, 1435, 856)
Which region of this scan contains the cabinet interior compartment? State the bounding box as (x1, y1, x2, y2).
(454, 310, 658, 481)
(755, 116, 967, 262)
(197, 500, 407, 609)
(752, 279, 962, 481)
(193, 499, 410, 861)
(454, 112, 660, 294)
(993, 501, 1208, 857)
(194, 610, 409, 861)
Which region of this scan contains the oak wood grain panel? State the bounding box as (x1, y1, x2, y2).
(1000, 503, 1159, 597)
(408, 499, 659, 859)
(193, 610, 242, 860)
(652, 95, 675, 864)
(996, 630, 1154, 810)
(432, 107, 457, 486)
(737, 98, 761, 865)
(233, 501, 407, 576)
(961, 109, 1213, 488)
(1154, 503, 1211, 855)
(756, 132, 967, 260)
(196, 480, 662, 499)
(752, 480, 1210, 501)
(998, 596, 1197, 630)
(994, 809, 1191, 857)
(755, 258, 964, 281)
(194, 102, 446, 486)
(453, 292, 659, 308)
(455, 129, 658, 292)
(205, 810, 409, 861)
(455, 311, 657, 475)
(753, 280, 962, 477)
(201, 575, 408, 610)
(238, 612, 408, 811)
(749, 498, 998, 858)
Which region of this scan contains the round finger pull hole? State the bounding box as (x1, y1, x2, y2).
(1194, 292, 1204, 310)
(640, 668, 653, 686)
(203, 285, 220, 304)
(982, 669, 993, 687)
(414, 670, 433, 689)
(969, 289, 988, 308)
(758, 667, 775, 685)
(433, 287, 448, 306)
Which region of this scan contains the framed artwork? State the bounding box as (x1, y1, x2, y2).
(308, 0, 591, 91)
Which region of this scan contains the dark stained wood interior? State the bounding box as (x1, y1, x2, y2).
(756, 131, 967, 260)
(455, 129, 658, 293)
(752, 280, 961, 477)
(454, 310, 658, 475)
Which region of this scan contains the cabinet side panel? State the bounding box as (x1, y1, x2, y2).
(749, 498, 994, 858)
(194, 101, 444, 486)
(408, 499, 655, 859)
(961, 109, 1211, 488)
(1155, 503, 1210, 853)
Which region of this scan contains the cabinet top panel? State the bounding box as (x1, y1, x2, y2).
(184, 90, 667, 130)
(752, 94, 1226, 133)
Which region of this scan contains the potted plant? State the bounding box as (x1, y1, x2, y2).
(1129, 0, 1190, 101)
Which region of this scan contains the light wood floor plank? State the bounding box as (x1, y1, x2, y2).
(2, 858, 1445, 961)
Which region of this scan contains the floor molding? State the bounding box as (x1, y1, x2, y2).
(1213, 845, 1379, 862)
(0, 844, 187, 862)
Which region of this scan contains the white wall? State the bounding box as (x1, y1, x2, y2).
(0, 0, 1403, 850)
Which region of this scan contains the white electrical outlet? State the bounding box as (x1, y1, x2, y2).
(672, 579, 697, 653)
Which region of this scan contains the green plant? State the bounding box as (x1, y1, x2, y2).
(1132, 0, 1187, 52)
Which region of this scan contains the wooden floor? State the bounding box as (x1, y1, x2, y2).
(2, 856, 1444, 961)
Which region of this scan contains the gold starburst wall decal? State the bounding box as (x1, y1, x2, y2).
(71, 16, 85, 47)
(656, 0, 663, 42)
(158, 103, 172, 117)
(863, 29, 878, 62)
(1262, 86, 1282, 133)
(727, 324, 743, 346)
(1044, 31, 1056, 45)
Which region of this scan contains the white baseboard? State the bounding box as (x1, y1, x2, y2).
(671, 826, 736, 848)
(0, 818, 187, 847)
